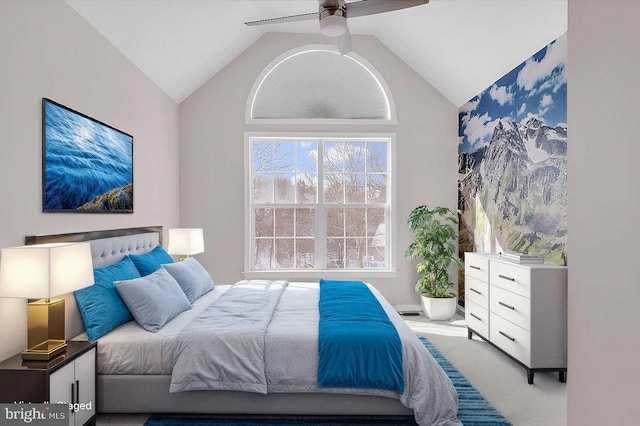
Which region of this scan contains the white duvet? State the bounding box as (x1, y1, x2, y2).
(85, 281, 461, 426)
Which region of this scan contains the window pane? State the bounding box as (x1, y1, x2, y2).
(346, 238, 366, 269)
(367, 208, 385, 237)
(342, 142, 366, 173)
(254, 239, 273, 269)
(252, 140, 273, 172)
(274, 174, 295, 203)
(326, 238, 344, 269)
(323, 173, 344, 203)
(367, 142, 388, 172)
(255, 208, 274, 237)
(273, 141, 295, 172)
(326, 208, 344, 237)
(367, 174, 387, 203)
(275, 239, 294, 268)
(296, 208, 315, 237)
(345, 208, 366, 237)
(367, 237, 386, 268)
(253, 173, 273, 204)
(275, 208, 294, 237)
(345, 173, 366, 203)
(296, 140, 317, 173)
(324, 142, 343, 172)
(296, 173, 317, 204)
(296, 239, 315, 268)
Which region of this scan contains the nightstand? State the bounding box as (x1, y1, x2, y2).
(0, 340, 97, 426)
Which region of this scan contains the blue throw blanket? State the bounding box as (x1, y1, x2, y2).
(317, 279, 404, 393)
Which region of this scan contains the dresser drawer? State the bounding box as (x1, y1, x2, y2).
(465, 300, 489, 339)
(490, 285, 531, 331)
(490, 313, 531, 366)
(490, 261, 531, 298)
(465, 275, 489, 309)
(465, 253, 489, 282)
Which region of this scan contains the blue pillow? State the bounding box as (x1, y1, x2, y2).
(74, 256, 141, 341)
(128, 245, 174, 276)
(114, 268, 191, 332)
(162, 257, 214, 303)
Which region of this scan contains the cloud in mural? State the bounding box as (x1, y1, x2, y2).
(517, 36, 566, 92)
(517, 102, 527, 116)
(539, 93, 554, 116)
(461, 111, 501, 147)
(489, 84, 514, 106)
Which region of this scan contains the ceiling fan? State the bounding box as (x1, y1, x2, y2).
(245, 0, 429, 55)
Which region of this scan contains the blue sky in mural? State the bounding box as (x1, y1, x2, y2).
(459, 34, 567, 154)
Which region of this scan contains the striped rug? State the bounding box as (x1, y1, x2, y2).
(145, 336, 511, 426)
(418, 336, 511, 425)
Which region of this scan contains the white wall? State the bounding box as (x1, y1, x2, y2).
(179, 32, 458, 306)
(0, 1, 180, 361)
(567, 0, 640, 424)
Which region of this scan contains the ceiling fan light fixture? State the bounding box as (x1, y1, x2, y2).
(320, 14, 347, 37)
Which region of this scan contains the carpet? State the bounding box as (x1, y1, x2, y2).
(145, 336, 511, 426)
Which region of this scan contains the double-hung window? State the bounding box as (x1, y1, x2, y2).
(247, 135, 393, 273)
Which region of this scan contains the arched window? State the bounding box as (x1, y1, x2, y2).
(247, 45, 395, 122)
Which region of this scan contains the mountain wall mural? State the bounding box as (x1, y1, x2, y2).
(458, 34, 567, 300)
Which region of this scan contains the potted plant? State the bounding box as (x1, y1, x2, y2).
(405, 205, 463, 320)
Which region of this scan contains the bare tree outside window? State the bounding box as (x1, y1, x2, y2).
(250, 137, 389, 270)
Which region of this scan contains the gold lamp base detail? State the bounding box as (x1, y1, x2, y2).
(23, 297, 68, 361)
(22, 340, 67, 361)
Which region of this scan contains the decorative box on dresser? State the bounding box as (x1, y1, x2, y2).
(0, 340, 97, 426)
(464, 252, 567, 384)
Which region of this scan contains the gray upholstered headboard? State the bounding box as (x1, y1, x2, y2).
(25, 226, 163, 339)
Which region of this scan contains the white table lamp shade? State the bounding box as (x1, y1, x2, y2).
(168, 228, 204, 256)
(0, 242, 94, 299)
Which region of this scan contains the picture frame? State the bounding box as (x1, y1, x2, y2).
(42, 98, 133, 213)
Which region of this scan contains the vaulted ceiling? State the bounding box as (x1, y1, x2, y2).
(66, 0, 567, 107)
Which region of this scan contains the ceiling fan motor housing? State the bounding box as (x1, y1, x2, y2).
(319, 7, 347, 37)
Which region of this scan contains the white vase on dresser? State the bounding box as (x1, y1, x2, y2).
(464, 252, 568, 384)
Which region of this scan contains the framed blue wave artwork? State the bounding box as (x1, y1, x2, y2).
(42, 98, 133, 212)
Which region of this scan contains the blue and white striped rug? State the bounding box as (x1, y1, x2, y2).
(145, 336, 511, 426)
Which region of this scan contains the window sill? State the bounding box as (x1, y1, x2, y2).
(243, 269, 398, 280)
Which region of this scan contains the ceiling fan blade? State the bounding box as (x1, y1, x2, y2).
(346, 0, 429, 18)
(244, 12, 317, 27)
(335, 26, 352, 55)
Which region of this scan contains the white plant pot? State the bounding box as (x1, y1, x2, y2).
(420, 295, 458, 320)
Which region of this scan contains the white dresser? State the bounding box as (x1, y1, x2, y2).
(464, 252, 567, 384)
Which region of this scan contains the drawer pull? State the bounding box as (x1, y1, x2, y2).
(469, 288, 482, 295)
(469, 312, 482, 321)
(70, 382, 75, 405)
(75, 379, 80, 410)
(498, 301, 515, 310)
(469, 265, 481, 270)
(499, 331, 516, 342)
(498, 274, 515, 282)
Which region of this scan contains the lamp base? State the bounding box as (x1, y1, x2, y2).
(22, 339, 67, 361)
(24, 297, 67, 360)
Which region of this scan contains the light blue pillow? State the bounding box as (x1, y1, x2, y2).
(114, 268, 191, 332)
(74, 256, 141, 341)
(128, 245, 174, 276)
(162, 258, 214, 303)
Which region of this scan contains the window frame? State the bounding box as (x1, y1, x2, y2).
(244, 132, 397, 279)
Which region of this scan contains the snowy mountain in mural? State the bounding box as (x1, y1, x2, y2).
(458, 34, 567, 265)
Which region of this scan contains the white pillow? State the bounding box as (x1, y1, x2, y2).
(162, 257, 214, 303)
(114, 268, 191, 332)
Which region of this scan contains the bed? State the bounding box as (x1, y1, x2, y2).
(26, 226, 460, 426)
